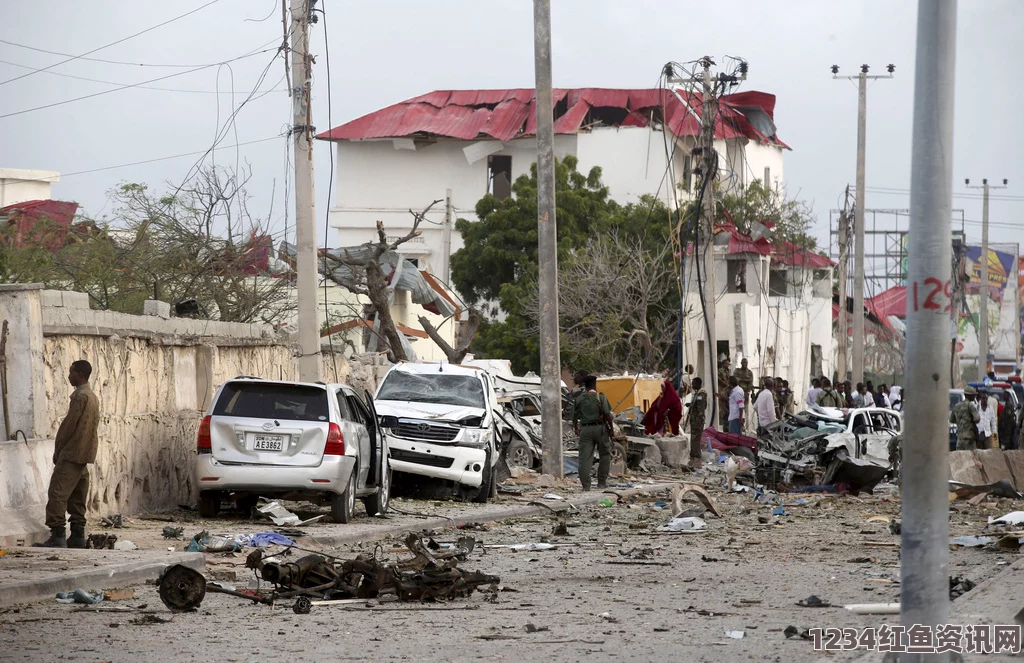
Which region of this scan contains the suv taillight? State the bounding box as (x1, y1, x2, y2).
(197, 415, 212, 453)
(324, 423, 344, 456)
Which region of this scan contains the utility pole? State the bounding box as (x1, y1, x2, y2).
(442, 188, 454, 284)
(533, 0, 563, 477)
(832, 63, 894, 385)
(836, 186, 852, 383)
(965, 177, 1008, 379)
(903, 0, 956, 640)
(699, 56, 719, 428)
(290, 0, 320, 382)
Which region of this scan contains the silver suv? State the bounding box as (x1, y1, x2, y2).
(194, 378, 390, 523)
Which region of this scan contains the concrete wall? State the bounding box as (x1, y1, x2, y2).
(0, 168, 58, 207)
(0, 285, 349, 545)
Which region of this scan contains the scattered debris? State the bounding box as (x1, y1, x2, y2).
(102, 588, 135, 602)
(112, 540, 137, 551)
(784, 625, 813, 640)
(949, 576, 976, 600)
(950, 536, 995, 548)
(796, 595, 832, 608)
(158, 534, 498, 612)
(185, 532, 242, 553)
(844, 603, 900, 615)
(658, 517, 707, 532)
(598, 612, 619, 623)
(503, 543, 556, 552)
(671, 484, 723, 518)
(161, 527, 185, 540)
(256, 500, 324, 527)
(56, 589, 104, 605)
(989, 511, 1024, 527)
(87, 534, 117, 550)
(889, 520, 902, 535)
(524, 622, 550, 633)
(725, 630, 745, 639)
(950, 480, 1022, 501)
(100, 515, 124, 529)
(772, 505, 788, 517)
(130, 614, 170, 626)
(239, 532, 296, 548)
(541, 494, 564, 501)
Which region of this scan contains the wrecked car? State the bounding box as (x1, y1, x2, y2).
(194, 378, 391, 523)
(374, 362, 499, 502)
(494, 391, 543, 470)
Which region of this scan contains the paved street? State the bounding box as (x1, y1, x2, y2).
(2, 474, 1021, 662)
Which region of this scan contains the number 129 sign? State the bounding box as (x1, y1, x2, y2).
(910, 278, 952, 313)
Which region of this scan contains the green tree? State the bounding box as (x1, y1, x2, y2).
(714, 179, 818, 249)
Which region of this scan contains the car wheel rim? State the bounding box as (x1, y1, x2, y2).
(348, 474, 355, 515)
(381, 469, 390, 510)
(510, 447, 530, 467)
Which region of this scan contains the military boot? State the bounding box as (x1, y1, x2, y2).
(68, 524, 88, 549)
(32, 527, 67, 548)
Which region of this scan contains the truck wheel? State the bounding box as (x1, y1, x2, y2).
(611, 441, 626, 465)
(331, 471, 357, 524)
(473, 453, 496, 503)
(197, 491, 221, 519)
(505, 439, 533, 469)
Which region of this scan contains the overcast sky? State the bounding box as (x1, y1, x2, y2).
(3, 0, 1023, 258)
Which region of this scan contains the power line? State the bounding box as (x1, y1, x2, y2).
(0, 35, 278, 69)
(0, 0, 223, 86)
(865, 185, 1024, 202)
(0, 46, 281, 120)
(0, 56, 287, 95)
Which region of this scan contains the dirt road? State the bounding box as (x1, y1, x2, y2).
(1, 477, 1019, 662)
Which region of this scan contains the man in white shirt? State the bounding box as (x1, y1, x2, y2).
(727, 376, 745, 434)
(755, 377, 778, 434)
(806, 378, 822, 408)
(978, 396, 998, 449)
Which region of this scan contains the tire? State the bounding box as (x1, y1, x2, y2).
(610, 441, 626, 465)
(363, 459, 391, 517)
(505, 439, 533, 469)
(331, 470, 357, 524)
(197, 491, 221, 519)
(473, 452, 495, 503)
(728, 446, 756, 462)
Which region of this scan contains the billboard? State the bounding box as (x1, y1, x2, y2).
(965, 246, 1016, 295)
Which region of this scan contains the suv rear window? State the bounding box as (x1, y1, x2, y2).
(214, 382, 329, 421)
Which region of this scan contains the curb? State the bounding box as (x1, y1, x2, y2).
(0, 551, 206, 608)
(307, 481, 682, 548)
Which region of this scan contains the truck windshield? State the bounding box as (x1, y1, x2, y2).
(377, 372, 485, 408)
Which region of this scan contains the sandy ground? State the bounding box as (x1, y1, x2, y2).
(1, 472, 1021, 662)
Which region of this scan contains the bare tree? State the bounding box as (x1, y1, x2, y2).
(419, 307, 481, 364)
(522, 232, 677, 373)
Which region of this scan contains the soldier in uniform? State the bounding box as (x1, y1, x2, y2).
(950, 386, 981, 450)
(733, 358, 754, 404)
(685, 377, 707, 465)
(572, 375, 613, 490)
(717, 358, 731, 428)
(817, 378, 844, 408)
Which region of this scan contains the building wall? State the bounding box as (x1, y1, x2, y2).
(0, 286, 351, 546)
(0, 169, 59, 207)
(574, 127, 674, 206)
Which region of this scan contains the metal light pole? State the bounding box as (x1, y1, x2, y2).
(836, 187, 851, 383)
(290, 0, 320, 382)
(965, 177, 1008, 379)
(832, 63, 894, 385)
(699, 57, 719, 428)
(533, 0, 563, 477)
(902, 0, 957, 642)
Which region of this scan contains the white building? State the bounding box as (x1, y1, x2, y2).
(316, 88, 788, 282)
(682, 225, 835, 405)
(0, 168, 59, 207)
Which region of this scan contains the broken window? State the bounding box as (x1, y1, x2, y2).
(727, 260, 747, 293)
(487, 155, 512, 200)
(377, 371, 486, 409)
(768, 269, 789, 296)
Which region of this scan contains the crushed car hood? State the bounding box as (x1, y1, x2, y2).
(374, 400, 487, 423)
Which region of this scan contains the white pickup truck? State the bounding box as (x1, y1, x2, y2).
(798, 405, 903, 464)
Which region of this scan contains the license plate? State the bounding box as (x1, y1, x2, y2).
(253, 435, 284, 452)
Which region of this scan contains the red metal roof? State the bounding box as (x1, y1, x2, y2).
(866, 285, 907, 320)
(720, 224, 833, 269)
(0, 199, 79, 250)
(317, 88, 789, 149)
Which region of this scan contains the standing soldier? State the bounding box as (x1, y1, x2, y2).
(572, 375, 613, 491)
(35, 360, 100, 548)
(717, 358, 731, 428)
(733, 358, 754, 404)
(817, 378, 844, 408)
(951, 386, 981, 450)
(685, 377, 707, 466)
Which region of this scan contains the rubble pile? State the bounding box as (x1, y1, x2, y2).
(157, 533, 498, 614)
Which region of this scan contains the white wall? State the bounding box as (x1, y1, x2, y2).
(0, 168, 58, 207)
(741, 141, 786, 191)
(574, 127, 674, 206)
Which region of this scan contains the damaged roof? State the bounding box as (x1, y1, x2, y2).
(719, 223, 833, 269)
(316, 88, 789, 149)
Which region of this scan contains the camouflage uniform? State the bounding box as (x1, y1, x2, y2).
(950, 399, 980, 450)
(733, 367, 754, 403)
(717, 367, 730, 427)
(817, 388, 844, 408)
(687, 389, 708, 461)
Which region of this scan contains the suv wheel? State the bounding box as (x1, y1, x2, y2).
(197, 491, 221, 519)
(363, 459, 391, 517)
(473, 451, 496, 503)
(331, 470, 357, 524)
(505, 439, 533, 469)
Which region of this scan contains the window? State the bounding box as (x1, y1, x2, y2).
(214, 382, 328, 422)
(487, 155, 512, 200)
(681, 155, 693, 193)
(727, 260, 747, 293)
(377, 371, 486, 408)
(768, 269, 789, 296)
(335, 390, 352, 421)
(346, 395, 368, 426)
(851, 413, 872, 435)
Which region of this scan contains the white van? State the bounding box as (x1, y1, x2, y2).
(373, 363, 499, 502)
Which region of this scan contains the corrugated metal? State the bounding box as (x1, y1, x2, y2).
(317, 88, 788, 148)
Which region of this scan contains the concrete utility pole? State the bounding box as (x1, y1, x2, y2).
(290, 0, 320, 382)
(836, 186, 852, 383)
(699, 56, 719, 428)
(832, 63, 894, 385)
(903, 0, 956, 639)
(965, 177, 1008, 379)
(442, 188, 454, 284)
(533, 0, 563, 477)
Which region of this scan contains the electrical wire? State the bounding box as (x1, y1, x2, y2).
(0, 0, 224, 86)
(0, 35, 282, 69)
(320, 0, 341, 381)
(0, 46, 281, 119)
